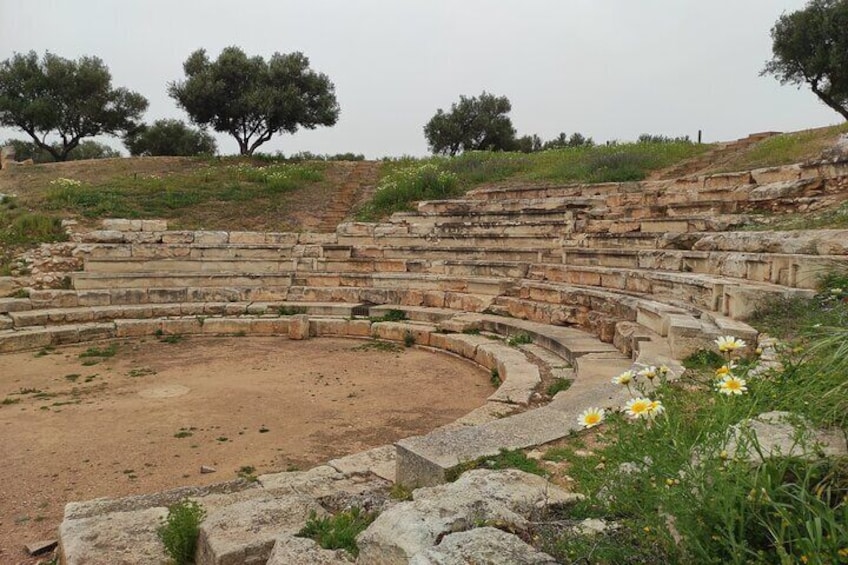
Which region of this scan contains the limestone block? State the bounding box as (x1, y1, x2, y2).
(265, 232, 300, 245)
(202, 317, 253, 335)
(194, 231, 229, 245)
(79, 230, 126, 243)
(197, 493, 325, 565)
(371, 322, 434, 346)
(115, 319, 161, 338)
(266, 536, 352, 565)
(141, 219, 167, 232)
(162, 231, 195, 244)
(76, 291, 112, 307)
(328, 445, 397, 482)
(0, 329, 52, 353)
(60, 507, 168, 565)
(289, 314, 310, 340)
(161, 318, 203, 335)
(30, 290, 80, 308)
(720, 411, 846, 464)
(357, 470, 577, 564)
(409, 527, 556, 565)
(310, 318, 349, 337)
(110, 288, 148, 305)
(228, 231, 266, 244)
(101, 219, 141, 231)
(250, 318, 289, 335)
(0, 298, 32, 313)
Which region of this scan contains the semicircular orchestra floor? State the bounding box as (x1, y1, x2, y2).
(0, 336, 490, 558)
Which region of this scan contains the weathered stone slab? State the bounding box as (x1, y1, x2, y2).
(357, 470, 577, 564)
(288, 314, 310, 339)
(60, 507, 168, 565)
(409, 527, 557, 565)
(721, 411, 847, 464)
(197, 493, 324, 565)
(266, 536, 353, 564)
(328, 445, 396, 482)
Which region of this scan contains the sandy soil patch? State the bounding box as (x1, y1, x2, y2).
(0, 336, 489, 562)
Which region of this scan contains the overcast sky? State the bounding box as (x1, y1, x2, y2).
(0, 0, 841, 158)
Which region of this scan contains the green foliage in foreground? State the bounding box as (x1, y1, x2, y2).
(359, 141, 709, 220)
(539, 273, 848, 564)
(296, 507, 376, 557)
(158, 500, 205, 565)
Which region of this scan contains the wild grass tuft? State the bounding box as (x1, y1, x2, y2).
(296, 507, 376, 557)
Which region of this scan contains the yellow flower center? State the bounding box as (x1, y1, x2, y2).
(584, 413, 601, 425)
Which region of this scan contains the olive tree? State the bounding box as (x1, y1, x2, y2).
(0, 51, 147, 161)
(763, 0, 848, 120)
(423, 92, 517, 156)
(169, 47, 339, 156)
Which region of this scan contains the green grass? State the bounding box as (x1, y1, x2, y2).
(546, 378, 573, 397)
(743, 199, 848, 231)
(78, 343, 118, 358)
(41, 161, 324, 222)
(368, 308, 408, 322)
(277, 305, 308, 316)
(717, 123, 848, 172)
(296, 507, 376, 557)
(446, 448, 548, 482)
(507, 332, 533, 346)
(357, 142, 710, 220)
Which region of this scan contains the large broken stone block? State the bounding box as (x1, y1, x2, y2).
(196, 492, 324, 565)
(356, 469, 578, 565)
(60, 507, 168, 565)
(408, 527, 557, 565)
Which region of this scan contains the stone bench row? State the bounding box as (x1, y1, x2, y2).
(464, 159, 848, 201)
(414, 176, 834, 220)
(526, 263, 815, 316)
(69, 255, 819, 314)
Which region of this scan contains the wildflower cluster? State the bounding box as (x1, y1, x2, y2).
(577, 364, 669, 429)
(712, 336, 749, 396)
(375, 163, 458, 195)
(49, 177, 82, 188)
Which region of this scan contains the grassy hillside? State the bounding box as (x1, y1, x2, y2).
(358, 141, 712, 220)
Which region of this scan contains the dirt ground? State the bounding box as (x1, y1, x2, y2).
(0, 336, 490, 563)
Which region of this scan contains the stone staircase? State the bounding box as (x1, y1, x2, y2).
(2, 155, 848, 563)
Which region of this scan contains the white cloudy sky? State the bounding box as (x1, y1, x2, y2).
(0, 0, 841, 158)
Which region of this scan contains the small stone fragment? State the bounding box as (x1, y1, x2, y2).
(201, 465, 217, 474)
(26, 539, 58, 556)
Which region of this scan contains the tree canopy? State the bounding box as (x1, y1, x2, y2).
(169, 47, 340, 156)
(124, 119, 217, 156)
(0, 51, 147, 161)
(423, 92, 517, 156)
(763, 0, 848, 121)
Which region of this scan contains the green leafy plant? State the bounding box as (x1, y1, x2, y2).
(296, 507, 376, 557)
(157, 500, 205, 565)
(546, 378, 572, 397)
(490, 368, 502, 387)
(507, 332, 533, 346)
(277, 305, 307, 316)
(403, 330, 415, 348)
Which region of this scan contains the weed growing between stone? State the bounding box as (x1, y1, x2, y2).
(157, 499, 205, 565)
(490, 368, 502, 387)
(532, 288, 848, 564)
(446, 449, 547, 482)
(296, 507, 376, 557)
(507, 332, 533, 346)
(546, 378, 573, 397)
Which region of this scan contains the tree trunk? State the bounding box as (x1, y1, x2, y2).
(811, 84, 848, 121)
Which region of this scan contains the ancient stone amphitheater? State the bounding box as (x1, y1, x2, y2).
(4, 154, 848, 564)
